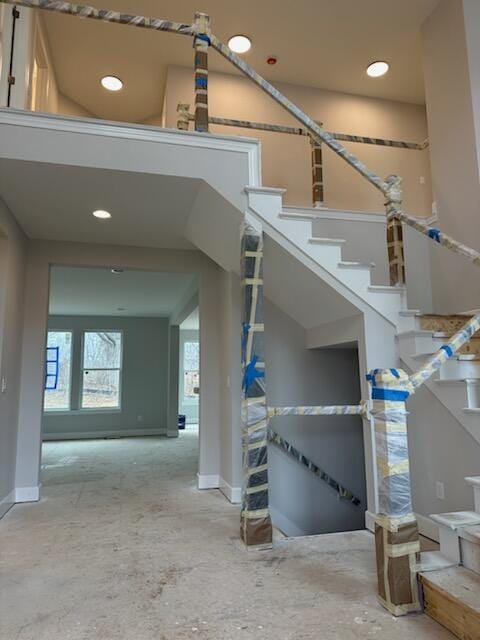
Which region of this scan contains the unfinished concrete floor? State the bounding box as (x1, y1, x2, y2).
(0, 431, 454, 640)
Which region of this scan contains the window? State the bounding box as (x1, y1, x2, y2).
(183, 341, 199, 398)
(44, 331, 72, 411)
(81, 331, 123, 409)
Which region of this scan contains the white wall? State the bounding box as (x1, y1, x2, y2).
(15, 240, 224, 499)
(422, 0, 480, 312)
(163, 65, 432, 216)
(0, 198, 26, 516)
(42, 315, 169, 439)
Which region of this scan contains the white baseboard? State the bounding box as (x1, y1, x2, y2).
(197, 473, 220, 490)
(42, 428, 167, 441)
(0, 489, 15, 519)
(166, 431, 179, 438)
(365, 510, 439, 542)
(219, 477, 242, 504)
(269, 505, 306, 537)
(15, 486, 40, 503)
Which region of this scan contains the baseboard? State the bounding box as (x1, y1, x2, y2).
(15, 486, 40, 503)
(365, 510, 439, 542)
(197, 473, 220, 490)
(219, 477, 242, 504)
(166, 431, 178, 438)
(42, 428, 167, 441)
(0, 489, 15, 519)
(269, 505, 307, 537)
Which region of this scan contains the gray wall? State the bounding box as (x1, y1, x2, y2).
(265, 300, 367, 536)
(0, 198, 26, 516)
(43, 315, 169, 438)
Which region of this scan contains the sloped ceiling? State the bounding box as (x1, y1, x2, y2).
(41, 0, 440, 122)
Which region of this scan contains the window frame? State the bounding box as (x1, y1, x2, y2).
(43, 329, 74, 413)
(79, 329, 124, 412)
(182, 339, 200, 404)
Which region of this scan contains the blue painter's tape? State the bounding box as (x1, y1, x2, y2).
(371, 388, 410, 401)
(195, 77, 208, 89)
(428, 227, 441, 243)
(243, 354, 265, 392)
(194, 33, 211, 45)
(440, 344, 454, 358)
(390, 368, 401, 378)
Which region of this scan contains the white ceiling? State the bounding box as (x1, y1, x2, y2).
(49, 266, 198, 316)
(0, 159, 201, 248)
(42, 0, 440, 122)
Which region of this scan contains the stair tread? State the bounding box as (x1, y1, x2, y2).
(466, 476, 480, 487)
(338, 261, 375, 269)
(460, 525, 480, 544)
(464, 408, 480, 414)
(430, 511, 480, 530)
(417, 550, 458, 573)
(279, 212, 317, 221)
(420, 566, 480, 616)
(368, 285, 406, 293)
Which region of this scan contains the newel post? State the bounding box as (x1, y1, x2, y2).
(385, 175, 406, 286)
(193, 12, 210, 133)
(368, 368, 421, 616)
(310, 135, 324, 207)
(240, 218, 273, 549)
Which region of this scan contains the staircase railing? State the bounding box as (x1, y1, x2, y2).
(2, 0, 479, 619)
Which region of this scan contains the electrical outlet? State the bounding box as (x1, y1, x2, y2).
(419, 176, 426, 185)
(436, 481, 445, 500)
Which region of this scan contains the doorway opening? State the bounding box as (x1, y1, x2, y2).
(40, 265, 200, 501)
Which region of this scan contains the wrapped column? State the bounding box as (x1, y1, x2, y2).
(193, 12, 210, 133)
(368, 368, 421, 616)
(311, 136, 324, 207)
(385, 175, 406, 286)
(240, 220, 273, 548)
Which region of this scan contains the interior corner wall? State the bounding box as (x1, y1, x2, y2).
(422, 0, 480, 312)
(265, 299, 367, 537)
(42, 315, 169, 439)
(162, 65, 432, 216)
(166, 322, 180, 437)
(0, 198, 27, 516)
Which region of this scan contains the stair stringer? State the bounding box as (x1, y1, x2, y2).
(246, 186, 407, 327)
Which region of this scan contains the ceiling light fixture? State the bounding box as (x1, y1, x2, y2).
(228, 35, 251, 54)
(366, 61, 389, 78)
(111, 268, 124, 274)
(92, 209, 112, 219)
(101, 75, 123, 91)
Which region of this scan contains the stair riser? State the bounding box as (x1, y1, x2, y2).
(474, 486, 480, 514)
(439, 526, 461, 564)
(439, 361, 480, 380)
(460, 538, 480, 574)
(467, 381, 480, 409)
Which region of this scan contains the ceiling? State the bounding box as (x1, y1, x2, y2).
(49, 266, 198, 316)
(0, 159, 201, 248)
(42, 0, 440, 122)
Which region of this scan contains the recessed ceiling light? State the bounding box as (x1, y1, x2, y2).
(228, 35, 251, 54)
(111, 268, 124, 274)
(101, 75, 123, 91)
(366, 61, 389, 78)
(92, 209, 111, 219)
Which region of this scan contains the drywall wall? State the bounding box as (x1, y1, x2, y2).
(311, 211, 434, 312)
(42, 315, 169, 439)
(179, 329, 199, 425)
(15, 240, 224, 497)
(265, 299, 366, 536)
(422, 0, 480, 312)
(163, 65, 432, 216)
(0, 198, 26, 516)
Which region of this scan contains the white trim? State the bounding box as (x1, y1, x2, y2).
(42, 428, 167, 441)
(197, 473, 220, 490)
(0, 109, 262, 187)
(219, 477, 242, 504)
(15, 486, 40, 503)
(365, 510, 440, 542)
(0, 489, 15, 519)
